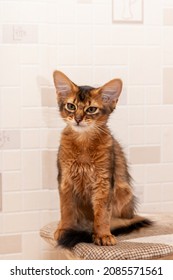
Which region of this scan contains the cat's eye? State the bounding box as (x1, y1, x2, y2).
(86, 107, 98, 114)
(65, 103, 76, 112)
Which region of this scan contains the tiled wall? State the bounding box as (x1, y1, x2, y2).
(0, 0, 173, 259)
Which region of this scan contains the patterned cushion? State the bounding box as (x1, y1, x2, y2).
(73, 241, 173, 260)
(40, 214, 173, 260)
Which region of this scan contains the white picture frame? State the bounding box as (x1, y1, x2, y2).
(112, 0, 143, 23)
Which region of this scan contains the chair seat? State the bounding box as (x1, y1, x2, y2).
(40, 213, 173, 260)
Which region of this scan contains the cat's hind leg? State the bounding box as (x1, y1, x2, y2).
(113, 181, 135, 219)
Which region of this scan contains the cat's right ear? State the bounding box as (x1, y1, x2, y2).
(100, 78, 123, 105)
(53, 70, 76, 99)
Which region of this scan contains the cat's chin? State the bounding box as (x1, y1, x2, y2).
(70, 123, 92, 133)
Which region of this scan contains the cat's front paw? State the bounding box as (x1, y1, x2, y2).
(93, 233, 117, 246)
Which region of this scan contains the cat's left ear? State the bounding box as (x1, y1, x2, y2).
(100, 79, 123, 104)
(53, 70, 77, 99)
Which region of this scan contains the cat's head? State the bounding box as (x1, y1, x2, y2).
(53, 70, 122, 132)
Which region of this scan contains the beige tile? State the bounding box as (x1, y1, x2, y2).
(47, 210, 60, 226)
(58, 46, 76, 65)
(2, 88, 20, 128)
(0, 131, 10, 148)
(3, 151, 21, 171)
(129, 47, 161, 85)
(163, 68, 173, 104)
(144, 0, 162, 25)
(40, 211, 59, 231)
(1, 2, 20, 22)
(22, 151, 41, 190)
(94, 3, 109, 25)
(162, 183, 173, 202)
(57, 25, 76, 45)
(128, 107, 145, 125)
(161, 106, 173, 124)
(147, 164, 173, 183)
(49, 190, 59, 210)
(77, 26, 92, 48)
(3, 192, 22, 212)
(21, 45, 39, 64)
(22, 130, 40, 149)
(145, 87, 162, 105)
(19, 1, 47, 23)
(0, 152, 2, 170)
(130, 146, 160, 164)
(0, 217, 2, 235)
(2, 254, 23, 260)
(133, 185, 145, 204)
(145, 126, 161, 145)
(146, 106, 173, 125)
(42, 150, 57, 189)
(41, 108, 60, 128)
(111, 67, 128, 85)
(0, 235, 22, 254)
(46, 1, 57, 24)
(38, 46, 57, 84)
(23, 190, 50, 211)
(131, 165, 147, 185)
(144, 184, 162, 203)
(22, 67, 41, 106)
(109, 107, 128, 146)
(163, 0, 173, 7)
(128, 87, 145, 105)
(57, 0, 75, 24)
(42, 250, 63, 260)
(22, 232, 41, 259)
(22, 108, 41, 128)
(163, 28, 173, 64)
(76, 38, 92, 66)
(4, 212, 40, 233)
(0, 130, 20, 150)
(95, 47, 128, 65)
(111, 26, 145, 46)
(162, 126, 173, 162)
(162, 202, 173, 213)
(77, 0, 92, 3)
(138, 203, 162, 214)
(2, 172, 21, 191)
(163, 9, 173, 25)
(0, 173, 2, 211)
(94, 26, 111, 46)
(41, 87, 56, 107)
(93, 67, 111, 86)
(129, 126, 145, 145)
(40, 26, 55, 46)
(0, 46, 20, 86)
(40, 129, 60, 149)
(3, 25, 38, 44)
(77, 3, 92, 24)
(144, 27, 161, 45)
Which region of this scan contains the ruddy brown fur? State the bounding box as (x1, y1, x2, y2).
(53, 70, 152, 247)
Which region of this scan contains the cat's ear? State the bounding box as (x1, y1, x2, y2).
(53, 70, 77, 99)
(100, 79, 123, 104)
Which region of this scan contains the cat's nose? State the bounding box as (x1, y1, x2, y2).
(75, 115, 83, 124)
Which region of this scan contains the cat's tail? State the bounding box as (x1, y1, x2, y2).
(110, 215, 153, 236)
(58, 229, 92, 248)
(58, 216, 152, 249)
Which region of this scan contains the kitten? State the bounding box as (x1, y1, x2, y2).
(53, 70, 152, 248)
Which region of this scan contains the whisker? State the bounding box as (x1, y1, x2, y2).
(93, 123, 110, 137)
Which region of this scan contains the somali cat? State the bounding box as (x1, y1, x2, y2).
(53, 70, 152, 248)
